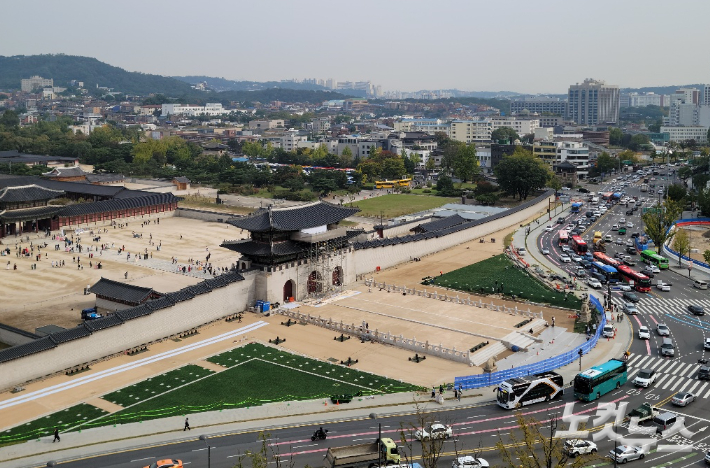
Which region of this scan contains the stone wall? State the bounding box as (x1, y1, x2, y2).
(0, 274, 257, 391)
(0, 324, 39, 347)
(174, 208, 235, 223)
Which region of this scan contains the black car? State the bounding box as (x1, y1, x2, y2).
(624, 291, 640, 303)
(579, 187, 590, 193)
(580, 260, 592, 269)
(689, 305, 705, 316)
(699, 365, 710, 380)
(591, 271, 608, 284)
(626, 247, 637, 255)
(626, 209, 634, 215)
(631, 232, 640, 238)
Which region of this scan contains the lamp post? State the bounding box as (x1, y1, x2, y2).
(199, 435, 211, 468)
(369, 413, 382, 467)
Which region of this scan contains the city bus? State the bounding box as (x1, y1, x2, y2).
(601, 192, 613, 201)
(574, 359, 627, 402)
(571, 203, 583, 213)
(570, 235, 588, 254)
(640, 249, 670, 270)
(496, 371, 564, 409)
(593, 252, 621, 268)
(591, 262, 618, 283)
(558, 230, 569, 245)
(375, 179, 412, 189)
(616, 265, 652, 292)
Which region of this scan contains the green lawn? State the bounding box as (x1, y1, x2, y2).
(348, 194, 458, 217)
(2, 344, 420, 442)
(432, 254, 581, 309)
(102, 364, 214, 407)
(0, 403, 108, 443)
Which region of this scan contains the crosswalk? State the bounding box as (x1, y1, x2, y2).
(626, 353, 710, 398)
(612, 296, 710, 316)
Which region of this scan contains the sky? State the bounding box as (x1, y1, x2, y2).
(1, 0, 709, 94)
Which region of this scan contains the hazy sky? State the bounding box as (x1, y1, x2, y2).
(2, 0, 709, 94)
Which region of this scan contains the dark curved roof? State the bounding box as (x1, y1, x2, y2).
(0, 205, 63, 223)
(411, 214, 466, 233)
(227, 201, 359, 232)
(50, 324, 92, 344)
(83, 314, 124, 331)
(221, 240, 305, 256)
(60, 193, 179, 217)
(0, 336, 57, 363)
(88, 278, 155, 304)
(0, 184, 63, 203)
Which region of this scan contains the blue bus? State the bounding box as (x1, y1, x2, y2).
(590, 262, 618, 283)
(574, 359, 627, 401)
(571, 203, 582, 213)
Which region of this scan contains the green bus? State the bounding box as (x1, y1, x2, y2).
(640, 249, 670, 269)
(574, 359, 627, 402)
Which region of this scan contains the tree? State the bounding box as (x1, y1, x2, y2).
(436, 175, 456, 196)
(496, 412, 597, 468)
(339, 145, 353, 168)
(672, 228, 691, 266)
(594, 152, 617, 176)
(494, 147, 551, 200)
(396, 402, 453, 468)
(678, 166, 693, 181)
(0, 110, 20, 129)
(609, 127, 623, 146)
(381, 158, 406, 180)
(667, 183, 687, 202)
(452, 143, 480, 184)
(641, 198, 684, 253)
(698, 187, 710, 216)
(548, 175, 563, 192)
(491, 127, 519, 143)
(703, 250, 710, 264)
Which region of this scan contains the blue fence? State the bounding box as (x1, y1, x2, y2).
(664, 218, 710, 270)
(455, 298, 606, 390)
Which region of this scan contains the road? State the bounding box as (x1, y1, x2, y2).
(33, 168, 710, 468)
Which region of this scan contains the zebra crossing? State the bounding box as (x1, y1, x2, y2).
(627, 353, 710, 398)
(612, 296, 710, 316)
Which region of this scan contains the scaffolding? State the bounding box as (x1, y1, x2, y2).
(306, 236, 346, 299)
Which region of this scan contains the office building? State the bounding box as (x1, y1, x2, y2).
(510, 97, 567, 116)
(567, 79, 620, 125)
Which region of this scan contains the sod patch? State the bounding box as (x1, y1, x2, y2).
(102, 364, 214, 407)
(432, 254, 581, 309)
(0, 403, 108, 443)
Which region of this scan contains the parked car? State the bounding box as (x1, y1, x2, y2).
(517, 247, 527, 256)
(623, 291, 640, 303)
(671, 392, 696, 407)
(415, 423, 452, 441)
(638, 326, 650, 339)
(656, 323, 670, 336)
(609, 445, 645, 463)
(689, 304, 705, 316)
(633, 369, 657, 387)
(452, 456, 490, 468)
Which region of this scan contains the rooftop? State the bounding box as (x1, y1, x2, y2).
(88, 278, 157, 305)
(226, 201, 359, 233)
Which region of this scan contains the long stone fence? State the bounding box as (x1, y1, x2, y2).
(363, 279, 545, 319)
(271, 308, 475, 366)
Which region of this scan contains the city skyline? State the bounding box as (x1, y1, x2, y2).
(1, 0, 709, 94)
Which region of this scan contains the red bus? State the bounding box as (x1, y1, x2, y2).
(558, 230, 569, 245)
(593, 252, 621, 268)
(570, 235, 588, 254)
(617, 265, 652, 292)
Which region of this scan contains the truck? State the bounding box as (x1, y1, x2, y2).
(626, 403, 659, 424)
(324, 438, 400, 468)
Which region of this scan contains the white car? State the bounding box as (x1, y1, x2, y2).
(517, 247, 527, 256)
(618, 284, 632, 292)
(656, 282, 671, 292)
(415, 423, 452, 441)
(570, 254, 582, 262)
(563, 439, 598, 457)
(627, 221, 634, 228)
(587, 278, 602, 289)
(626, 239, 635, 247)
(648, 265, 661, 273)
(452, 456, 490, 468)
(611, 224, 619, 231)
(615, 238, 624, 245)
(633, 369, 656, 387)
(610, 446, 646, 463)
(540, 247, 550, 255)
(638, 326, 650, 339)
(560, 254, 572, 263)
(545, 225, 553, 232)
(620, 218, 626, 224)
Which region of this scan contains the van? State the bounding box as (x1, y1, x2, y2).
(652, 412, 677, 434)
(694, 280, 708, 290)
(602, 324, 615, 338)
(660, 338, 675, 357)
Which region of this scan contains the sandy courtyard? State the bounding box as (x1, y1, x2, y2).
(0, 215, 249, 332)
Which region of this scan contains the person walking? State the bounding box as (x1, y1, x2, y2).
(53, 427, 60, 443)
(431, 386, 436, 398)
(184, 417, 191, 431)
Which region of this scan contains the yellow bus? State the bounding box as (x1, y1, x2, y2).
(593, 231, 603, 243)
(375, 178, 412, 189)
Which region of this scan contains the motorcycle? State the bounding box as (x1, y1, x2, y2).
(312, 429, 328, 441)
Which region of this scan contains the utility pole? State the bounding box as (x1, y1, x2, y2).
(578, 349, 584, 371)
(547, 415, 558, 468)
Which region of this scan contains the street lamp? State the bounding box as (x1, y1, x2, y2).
(369, 413, 382, 467)
(199, 435, 211, 468)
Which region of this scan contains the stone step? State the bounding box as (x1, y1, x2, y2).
(470, 341, 507, 366)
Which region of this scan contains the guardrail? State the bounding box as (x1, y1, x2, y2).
(662, 218, 710, 272)
(455, 296, 606, 390)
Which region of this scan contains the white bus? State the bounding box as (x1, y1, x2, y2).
(496, 371, 564, 409)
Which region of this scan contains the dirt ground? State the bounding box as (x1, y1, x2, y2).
(683, 227, 710, 263)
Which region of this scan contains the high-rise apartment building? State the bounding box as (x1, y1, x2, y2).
(567, 79, 620, 125)
(510, 97, 567, 116)
(21, 75, 53, 92)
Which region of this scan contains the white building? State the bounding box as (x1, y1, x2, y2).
(21, 76, 53, 92)
(161, 103, 227, 117)
(660, 126, 709, 143)
(490, 117, 540, 136)
(567, 79, 620, 125)
(667, 102, 699, 126)
(628, 92, 666, 107)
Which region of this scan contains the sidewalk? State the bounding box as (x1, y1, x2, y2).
(0, 314, 632, 468)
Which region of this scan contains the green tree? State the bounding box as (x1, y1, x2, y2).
(641, 198, 684, 253)
(339, 145, 353, 168)
(703, 250, 710, 264)
(698, 187, 710, 216)
(491, 127, 519, 143)
(381, 158, 406, 180)
(548, 174, 563, 192)
(609, 127, 623, 146)
(0, 110, 20, 129)
(667, 183, 687, 202)
(452, 143, 480, 184)
(595, 152, 617, 176)
(678, 166, 693, 180)
(694, 173, 710, 192)
(494, 147, 551, 200)
(672, 228, 691, 266)
(436, 175, 456, 196)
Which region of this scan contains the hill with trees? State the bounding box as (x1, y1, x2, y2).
(0, 54, 194, 95)
(172, 76, 331, 92)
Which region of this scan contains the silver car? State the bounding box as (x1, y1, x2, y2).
(609, 445, 645, 463)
